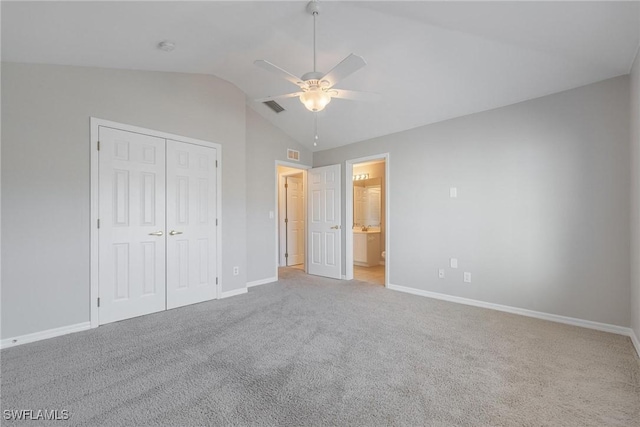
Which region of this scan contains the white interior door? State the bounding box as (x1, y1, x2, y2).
(166, 139, 218, 309)
(308, 164, 342, 279)
(98, 127, 166, 325)
(286, 176, 304, 266)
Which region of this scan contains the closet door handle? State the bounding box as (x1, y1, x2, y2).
(330, 225, 341, 230)
(169, 230, 183, 236)
(148, 231, 164, 236)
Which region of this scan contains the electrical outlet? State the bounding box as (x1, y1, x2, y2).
(464, 272, 471, 283)
(438, 269, 445, 279)
(450, 258, 458, 269)
(450, 187, 458, 198)
(269, 211, 274, 219)
(233, 266, 239, 276)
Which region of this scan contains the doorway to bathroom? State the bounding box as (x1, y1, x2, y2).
(346, 154, 389, 287)
(277, 164, 307, 273)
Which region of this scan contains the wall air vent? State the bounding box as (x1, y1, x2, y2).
(263, 100, 285, 113)
(287, 149, 300, 162)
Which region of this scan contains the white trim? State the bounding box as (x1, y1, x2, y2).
(220, 288, 248, 299)
(630, 329, 640, 358)
(277, 160, 311, 170)
(274, 160, 311, 281)
(1, 322, 91, 349)
(247, 277, 277, 288)
(387, 284, 634, 337)
(90, 119, 100, 328)
(345, 153, 390, 287)
(90, 118, 223, 327)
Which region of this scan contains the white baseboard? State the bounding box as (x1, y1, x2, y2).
(220, 287, 248, 299)
(0, 322, 91, 349)
(630, 329, 640, 358)
(247, 277, 277, 288)
(387, 284, 633, 337)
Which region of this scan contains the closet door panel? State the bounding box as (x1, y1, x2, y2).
(98, 127, 166, 325)
(166, 140, 218, 309)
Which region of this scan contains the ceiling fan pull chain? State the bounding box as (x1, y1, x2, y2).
(314, 113, 319, 147)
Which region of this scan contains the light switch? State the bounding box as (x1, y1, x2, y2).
(269, 211, 274, 219)
(450, 258, 458, 269)
(450, 187, 458, 198)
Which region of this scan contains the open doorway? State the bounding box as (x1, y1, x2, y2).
(277, 165, 307, 273)
(346, 154, 390, 287)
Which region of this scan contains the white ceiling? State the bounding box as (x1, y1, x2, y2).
(3, 1, 639, 151)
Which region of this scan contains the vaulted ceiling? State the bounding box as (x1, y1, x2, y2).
(3, 1, 639, 151)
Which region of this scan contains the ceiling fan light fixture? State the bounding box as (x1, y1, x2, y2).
(300, 89, 331, 112)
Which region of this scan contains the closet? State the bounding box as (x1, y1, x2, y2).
(95, 124, 219, 325)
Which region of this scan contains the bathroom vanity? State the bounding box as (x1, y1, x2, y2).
(353, 230, 381, 267)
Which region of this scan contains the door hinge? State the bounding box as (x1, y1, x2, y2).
(97, 297, 100, 307)
(216, 277, 218, 285)
(284, 183, 288, 188)
(97, 141, 100, 151)
(284, 218, 288, 223)
(97, 219, 100, 228)
(216, 160, 218, 168)
(285, 253, 288, 258)
(216, 218, 218, 226)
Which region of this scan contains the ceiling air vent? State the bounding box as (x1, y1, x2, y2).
(263, 100, 285, 113)
(287, 149, 300, 161)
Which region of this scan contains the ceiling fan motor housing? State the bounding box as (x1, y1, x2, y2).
(307, 1, 320, 16)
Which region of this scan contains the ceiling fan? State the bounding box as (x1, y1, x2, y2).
(254, 0, 377, 113)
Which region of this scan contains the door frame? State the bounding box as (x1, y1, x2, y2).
(90, 118, 222, 328)
(274, 161, 310, 281)
(345, 153, 390, 287)
(278, 172, 304, 267)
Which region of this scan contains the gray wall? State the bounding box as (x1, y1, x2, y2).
(631, 52, 640, 340)
(246, 107, 312, 283)
(1, 62, 247, 339)
(315, 76, 631, 327)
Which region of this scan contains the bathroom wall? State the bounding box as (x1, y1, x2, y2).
(353, 162, 386, 263)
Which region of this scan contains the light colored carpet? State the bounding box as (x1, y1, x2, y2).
(2, 268, 639, 426)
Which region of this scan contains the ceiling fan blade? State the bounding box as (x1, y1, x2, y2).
(254, 60, 306, 88)
(254, 92, 304, 103)
(321, 54, 367, 88)
(329, 89, 380, 102)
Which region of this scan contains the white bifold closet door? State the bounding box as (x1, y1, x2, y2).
(166, 139, 217, 309)
(98, 127, 217, 325)
(98, 127, 167, 325)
